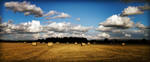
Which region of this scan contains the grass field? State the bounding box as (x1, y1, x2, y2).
(0, 42, 150, 62)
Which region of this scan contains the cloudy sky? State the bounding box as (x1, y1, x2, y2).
(0, 0, 150, 40)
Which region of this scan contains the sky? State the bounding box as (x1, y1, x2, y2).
(0, 0, 150, 40)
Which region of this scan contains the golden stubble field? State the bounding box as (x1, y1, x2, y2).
(0, 42, 150, 62)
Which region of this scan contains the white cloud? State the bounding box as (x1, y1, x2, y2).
(44, 22, 92, 33)
(52, 12, 71, 19)
(40, 32, 103, 40)
(100, 15, 134, 28)
(0, 20, 92, 36)
(52, 33, 70, 38)
(5, 1, 43, 17)
(0, 20, 43, 33)
(97, 32, 110, 38)
(85, 35, 100, 40)
(29, 21, 93, 39)
(4, 1, 71, 20)
(125, 33, 131, 37)
(45, 22, 71, 32)
(71, 25, 93, 32)
(0, 22, 16, 33)
(135, 22, 146, 29)
(121, 6, 144, 16)
(44, 10, 58, 16)
(4, 29, 12, 33)
(112, 29, 144, 34)
(112, 29, 121, 33)
(96, 25, 113, 32)
(32, 33, 40, 40)
(45, 12, 71, 20)
(27, 20, 42, 32)
(131, 30, 144, 33)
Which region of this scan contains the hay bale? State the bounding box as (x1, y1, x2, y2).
(122, 43, 126, 46)
(56, 42, 60, 44)
(81, 43, 86, 46)
(32, 42, 37, 46)
(48, 42, 53, 46)
(74, 42, 78, 44)
(87, 42, 90, 45)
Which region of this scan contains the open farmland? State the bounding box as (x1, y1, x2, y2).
(0, 42, 150, 62)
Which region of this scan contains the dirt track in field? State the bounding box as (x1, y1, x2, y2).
(0, 42, 150, 62)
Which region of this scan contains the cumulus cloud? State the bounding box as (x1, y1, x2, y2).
(135, 22, 146, 29)
(97, 32, 110, 38)
(112, 29, 122, 33)
(131, 30, 144, 33)
(27, 20, 42, 32)
(2, 19, 148, 40)
(45, 22, 71, 32)
(5, 1, 43, 17)
(32, 33, 40, 40)
(54, 12, 70, 18)
(85, 35, 100, 40)
(1, 20, 92, 34)
(41, 32, 72, 39)
(0, 21, 16, 33)
(0, 20, 43, 33)
(112, 29, 144, 34)
(125, 33, 131, 37)
(45, 12, 71, 20)
(51, 32, 70, 38)
(96, 25, 113, 32)
(135, 22, 150, 29)
(44, 10, 58, 16)
(51, 12, 71, 19)
(15, 20, 42, 33)
(100, 15, 134, 29)
(44, 22, 92, 33)
(71, 25, 93, 32)
(40, 32, 102, 40)
(4, 1, 72, 20)
(0, 20, 96, 40)
(121, 6, 144, 16)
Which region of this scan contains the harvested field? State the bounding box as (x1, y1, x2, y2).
(0, 42, 150, 62)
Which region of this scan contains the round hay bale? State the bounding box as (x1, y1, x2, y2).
(32, 42, 37, 46)
(24, 42, 27, 43)
(81, 43, 86, 46)
(74, 42, 78, 44)
(122, 43, 126, 46)
(48, 42, 53, 46)
(56, 42, 60, 44)
(87, 42, 90, 45)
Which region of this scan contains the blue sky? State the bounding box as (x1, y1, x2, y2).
(1, 0, 148, 27)
(0, 0, 150, 40)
